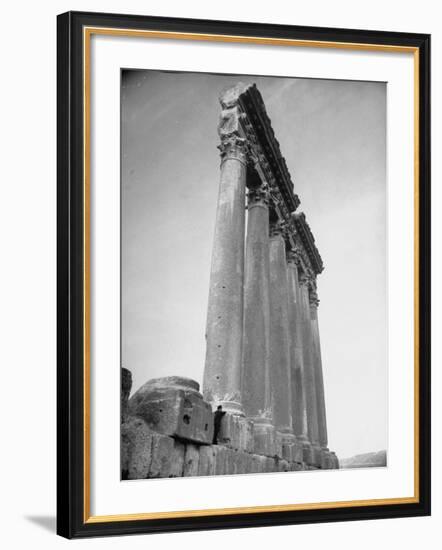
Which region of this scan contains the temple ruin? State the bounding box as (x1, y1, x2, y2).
(121, 83, 339, 479)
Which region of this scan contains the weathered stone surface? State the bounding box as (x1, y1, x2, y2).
(213, 446, 228, 475)
(121, 416, 153, 480)
(303, 445, 315, 466)
(239, 418, 254, 453)
(250, 454, 267, 473)
(292, 441, 304, 463)
(121, 367, 133, 421)
(129, 377, 214, 444)
(253, 422, 277, 457)
(198, 446, 216, 476)
(264, 456, 277, 473)
(202, 118, 247, 416)
(170, 441, 185, 477)
(218, 413, 254, 451)
(184, 444, 200, 476)
(269, 231, 295, 439)
(277, 459, 290, 472)
(311, 447, 323, 468)
(299, 279, 321, 447)
(330, 452, 340, 469)
(149, 433, 174, 478)
(310, 302, 328, 450)
(242, 189, 272, 421)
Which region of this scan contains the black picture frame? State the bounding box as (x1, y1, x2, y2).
(57, 10, 431, 539)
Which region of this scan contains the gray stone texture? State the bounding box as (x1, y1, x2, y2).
(129, 376, 213, 445)
(287, 256, 310, 445)
(203, 113, 247, 415)
(121, 367, 132, 422)
(242, 192, 272, 421)
(149, 432, 174, 478)
(184, 444, 200, 476)
(253, 420, 277, 457)
(310, 302, 329, 450)
(121, 416, 153, 480)
(269, 233, 294, 436)
(217, 412, 254, 452)
(170, 441, 185, 477)
(299, 280, 320, 446)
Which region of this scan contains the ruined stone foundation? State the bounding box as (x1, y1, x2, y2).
(121, 373, 339, 479)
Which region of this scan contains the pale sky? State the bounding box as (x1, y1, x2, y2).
(121, 69, 387, 460)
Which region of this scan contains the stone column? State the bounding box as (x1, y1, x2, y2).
(310, 291, 328, 451)
(269, 223, 295, 443)
(242, 181, 272, 422)
(287, 251, 310, 447)
(203, 112, 247, 416)
(299, 273, 320, 450)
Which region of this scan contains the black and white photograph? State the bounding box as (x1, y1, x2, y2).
(120, 69, 387, 480)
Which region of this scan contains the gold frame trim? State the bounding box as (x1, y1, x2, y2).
(82, 27, 420, 524)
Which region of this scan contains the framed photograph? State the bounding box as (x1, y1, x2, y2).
(57, 11, 431, 538)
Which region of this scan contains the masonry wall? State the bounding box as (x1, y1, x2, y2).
(121, 370, 338, 480)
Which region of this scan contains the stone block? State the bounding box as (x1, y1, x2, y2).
(250, 454, 267, 473)
(239, 418, 255, 452)
(121, 367, 133, 422)
(183, 444, 200, 476)
(292, 440, 304, 463)
(265, 457, 278, 472)
(232, 450, 250, 475)
(319, 449, 330, 470)
(213, 446, 228, 475)
(253, 422, 277, 457)
(312, 447, 323, 468)
(217, 414, 253, 451)
(170, 441, 185, 477)
(277, 459, 290, 472)
(302, 445, 315, 466)
(330, 452, 340, 469)
(198, 446, 216, 476)
(129, 376, 213, 444)
(149, 433, 174, 478)
(121, 416, 153, 480)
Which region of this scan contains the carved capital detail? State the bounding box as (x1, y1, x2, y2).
(218, 134, 248, 164)
(299, 271, 313, 288)
(269, 218, 286, 238)
(247, 181, 270, 207)
(217, 105, 248, 165)
(309, 289, 320, 307)
(287, 247, 302, 266)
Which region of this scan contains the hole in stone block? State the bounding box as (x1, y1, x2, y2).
(204, 424, 208, 431)
(183, 414, 191, 425)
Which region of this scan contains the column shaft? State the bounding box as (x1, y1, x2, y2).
(299, 278, 320, 446)
(287, 256, 310, 444)
(242, 187, 271, 421)
(203, 137, 246, 415)
(269, 231, 294, 437)
(310, 300, 328, 449)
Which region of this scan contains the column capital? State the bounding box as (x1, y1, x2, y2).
(218, 134, 248, 165)
(269, 218, 287, 238)
(247, 181, 270, 207)
(309, 289, 320, 308)
(218, 105, 248, 165)
(299, 271, 312, 288)
(287, 247, 303, 266)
